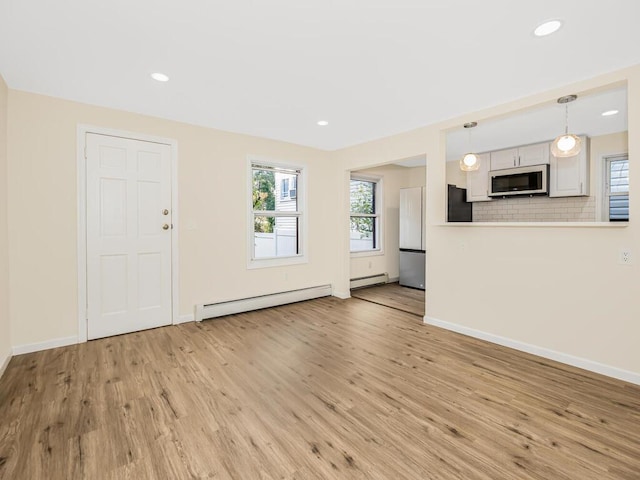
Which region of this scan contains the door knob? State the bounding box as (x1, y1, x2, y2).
(162, 209, 169, 215)
(162, 224, 170, 230)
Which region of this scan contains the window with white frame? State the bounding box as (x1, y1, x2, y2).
(350, 176, 381, 252)
(250, 161, 304, 263)
(604, 155, 629, 222)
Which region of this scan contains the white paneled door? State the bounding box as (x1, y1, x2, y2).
(86, 133, 172, 340)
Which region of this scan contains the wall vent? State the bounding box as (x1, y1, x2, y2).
(195, 285, 332, 321)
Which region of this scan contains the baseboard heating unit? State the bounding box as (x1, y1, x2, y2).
(195, 284, 332, 321)
(350, 273, 389, 290)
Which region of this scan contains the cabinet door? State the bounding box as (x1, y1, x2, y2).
(491, 148, 518, 170)
(466, 153, 492, 202)
(519, 142, 550, 166)
(399, 187, 422, 250)
(549, 137, 589, 197)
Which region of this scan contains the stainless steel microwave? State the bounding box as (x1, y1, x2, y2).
(489, 164, 549, 197)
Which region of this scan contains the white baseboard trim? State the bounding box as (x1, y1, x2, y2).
(0, 347, 11, 379)
(12, 335, 78, 356)
(176, 314, 195, 324)
(424, 316, 640, 386)
(197, 285, 332, 321)
(350, 273, 389, 290)
(388, 276, 399, 283)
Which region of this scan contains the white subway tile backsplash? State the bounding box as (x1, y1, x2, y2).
(473, 195, 595, 222)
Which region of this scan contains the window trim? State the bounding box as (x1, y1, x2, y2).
(349, 174, 383, 256)
(248, 156, 308, 269)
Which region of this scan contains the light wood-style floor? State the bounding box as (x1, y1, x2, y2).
(1, 297, 639, 479)
(351, 282, 425, 317)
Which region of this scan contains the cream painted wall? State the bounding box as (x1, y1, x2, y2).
(405, 166, 426, 188)
(6, 90, 342, 347)
(350, 165, 425, 281)
(0, 74, 11, 365)
(335, 65, 640, 377)
(445, 161, 466, 188)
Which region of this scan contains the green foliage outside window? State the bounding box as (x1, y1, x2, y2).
(253, 169, 276, 233)
(350, 181, 374, 238)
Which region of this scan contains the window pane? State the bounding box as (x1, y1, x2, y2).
(254, 216, 299, 258)
(609, 159, 629, 194)
(253, 169, 299, 212)
(610, 194, 629, 221)
(252, 168, 276, 211)
(350, 216, 376, 251)
(275, 172, 298, 211)
(350, 180, 375, 214)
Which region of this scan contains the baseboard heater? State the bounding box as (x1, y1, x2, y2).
(195, 284, 332, 321)
(350, 273, 389, 290)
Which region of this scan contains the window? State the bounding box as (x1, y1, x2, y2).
(350, 176, 381, 252)
(605, 156, 629, 222)
(250, 160, 305, 265)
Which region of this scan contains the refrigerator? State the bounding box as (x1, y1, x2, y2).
(399, 187, 426, 290)
(447, 184, 472, 222)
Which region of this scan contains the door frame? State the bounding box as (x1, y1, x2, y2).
(76, 125, 180, 343)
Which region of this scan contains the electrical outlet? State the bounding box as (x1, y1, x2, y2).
(619, 249, 632, 265)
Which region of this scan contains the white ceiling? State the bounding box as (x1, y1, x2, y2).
(1, 0, 639, 151)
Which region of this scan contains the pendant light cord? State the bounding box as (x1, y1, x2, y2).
(565, 103, 569, 135)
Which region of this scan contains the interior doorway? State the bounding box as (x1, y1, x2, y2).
(348, 155, 426, 317)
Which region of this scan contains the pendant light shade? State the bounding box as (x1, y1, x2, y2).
(551, 133, 581, 157)
(459, 122, 480, 171)
(551, 95, 581, 158)
(460, 153, 480, 171)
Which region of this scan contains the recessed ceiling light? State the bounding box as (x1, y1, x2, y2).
(534, 20, 562, 37)
(317, 120, 329, 126)
(601, 110, 619, 117)
(151, 72, 170, 82)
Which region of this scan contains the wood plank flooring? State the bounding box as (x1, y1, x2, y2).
(351, 282, 425, 317)
(1, 296, 639, 479)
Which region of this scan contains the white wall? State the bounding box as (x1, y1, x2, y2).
(445, 161, 466, 188)
(335, 65, 640, 380)
(349, 164, 425, 281)
(0, 73, 11, 374)
(6, 90, 342, 348)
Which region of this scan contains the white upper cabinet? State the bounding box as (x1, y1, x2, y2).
(549, 136, 590, 197)
(466, 153, 492, 202)
(490, 142, 550, 170)
(490, 148, 518, 170)
(518, 142, 550, 167)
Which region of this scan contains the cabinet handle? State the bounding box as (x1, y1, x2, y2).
(580, 182, 583, 194)
(513, 156, 516, 167)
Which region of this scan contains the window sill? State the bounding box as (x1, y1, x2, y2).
(350, 249, 384, 258)
(247, 255, 308, 270)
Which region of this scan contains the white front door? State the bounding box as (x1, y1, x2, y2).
(86, 133, 173, 340)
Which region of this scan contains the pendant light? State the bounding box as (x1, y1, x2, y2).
(551, 94, 581, 158)
(459, 122, 480, 171)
